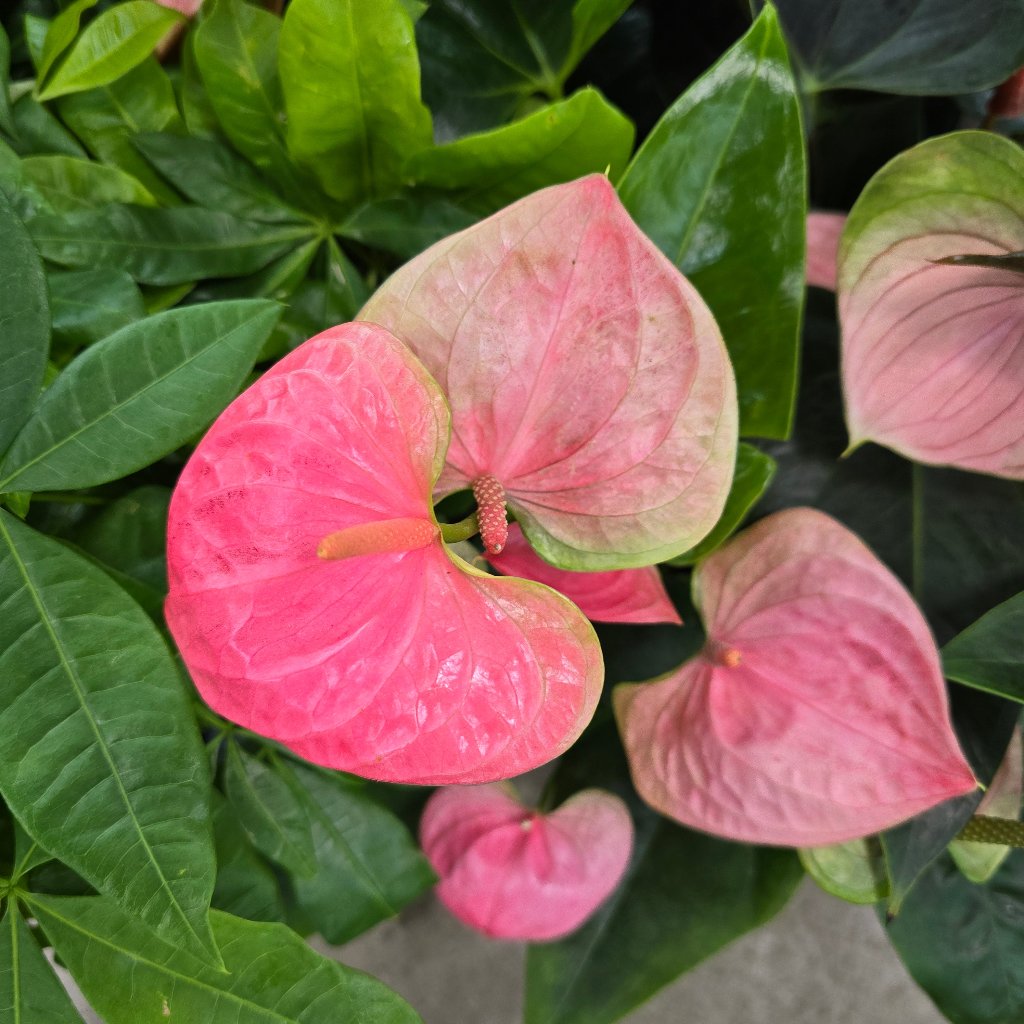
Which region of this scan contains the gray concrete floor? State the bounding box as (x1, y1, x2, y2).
(336, 879, 946, 1024)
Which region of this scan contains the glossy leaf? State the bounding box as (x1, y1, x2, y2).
(30, 205, 309, 285)
(362, 174, 738, 570)
(0, 905, 81, 1023)
(20, 154, 156, 212)
(39, 1, 183, 101)
(667, 442, 776, 565)
(487, 524, 680, 625)
(337, 192, 476, 260)
(806, 211, 845, 291)
(524, 726, 802, 1024)
(166, 323, 603, 783)
(799, 838, 888, 905)
(0, 511, 219, 963)
(944, 592, 1024, 704)
(618, 6, 805, 439)
(133, 132, 308, 224)
(769, 0, 1024, 94)
(0, 188, 49, 457)
(48, 267, 146, 349)
(616, 507, 977, 846)
(840, 132, 1024, 479)
(28, 894, 423, 1024)
(885, 854, 1024, 1024)
(403, 88, 634, 215)
(278, 761, 436, 944)
(421, 782, 632, 941)
(0, 300, 280, 493)
(36, 0, 98, 85)
(279, 0, 431, 208)
(223, 741, 317, 877)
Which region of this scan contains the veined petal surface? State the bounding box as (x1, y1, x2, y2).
(615, 508, 976, 846)
(487, 524, 681, 625)
(839, 131, 1024, 479)
(361, 174, 737, 571)
(420, 783, 633, 941)
(166, 323, 602, 784)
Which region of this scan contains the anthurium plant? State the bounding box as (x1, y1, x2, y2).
(0, 1, 1022, 1022)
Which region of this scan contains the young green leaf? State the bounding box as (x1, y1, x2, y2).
(39, 1, 184, 101)
(799, 838, 889, 905)
(20, 154, 156, 213)
(944, 593, 1024, 704)
(36, 0, 99, 84)
(0, 188, 49, 457)
(618, 6, 806, 439)
(0, 511, 219, 964)
(279, 0, 432, 208)
(27, 894, 424, 1023)
(0, 300, 280, 493)
(0, 904, 81, 1023)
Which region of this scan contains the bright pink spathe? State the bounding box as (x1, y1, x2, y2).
(487, 524, 681, 625)
(166, 323, 602, 785)
(361, 174, 737, 571)
(420, 783, 634, 941)
(615, 508, 976, 846)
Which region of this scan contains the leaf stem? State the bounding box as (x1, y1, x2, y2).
(440, 513, 479, 544)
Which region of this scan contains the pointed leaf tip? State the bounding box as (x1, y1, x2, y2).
(616, 507, 976, 846)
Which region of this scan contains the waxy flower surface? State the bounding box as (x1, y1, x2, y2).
(362, 174, 738, 570)
(615, 508, 976, 846)
(420, 783, 633, 941)
(166, 324, 602, 784)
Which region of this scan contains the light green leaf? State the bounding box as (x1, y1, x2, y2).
(337, 192, 477, 261)
(799, 837, 889, 905)
(0, 904, 82, 1023)
(21, 155, 156, 213)
(22, 16, 50, 74)
(0, 187, 49, 457)
(48, 268, 146, 350)
(29, 205, 310, 285)
(0, 300, 280, 493)
(39, 2, 184, 101)
(944, 593, 1024, 705)
(277, 760, 436, 945)
(178, 24, 220, 137)
(37, 0, 99, 85)
(0, 511, 219, 963)
(279, 0, 432, 207)
(28, 894, 423, 1023)
(404, 87, 633, 214)
(618, 6, 806, 439)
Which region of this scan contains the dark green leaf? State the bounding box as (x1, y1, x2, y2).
(0, 187, 49, 457)
(885, 853, 1024, 1024)
(12, 821, 54, 879)
(27, 894, 424, 1023)
(524, 726, 802, 1024)
(8, 95, 85, 158)
(133, 132, 309, 224)
(30, 205, 310, 285)
(768, 0, 1024, 95)
(324, 236, 369, 321)
(944, 593, 1024, 704)
(0, 300, 279, 492)
(567, 0, 632, 73)
(277, 760, 436, 945)
(667, 443, 776, 565)
(36, 0, 99, 85)
(0, 904, 81, 1023)
(39, 1, 183, 101)
(224, 741, 317, 877)
(210, 796, 285, 924)
(404, 87, 633, 215)
(0, 25, 15, 137)
(22, 16, 49, 74)
(200, 236, 320, 304)
(56, 58, 184, 205)
(20, 154, 156, 213)
(337, 192, 476, 260)
(618, 6, 806, 439)
(0, 511, 219, 963)
(279, 0, 432, 208)
(178, 24, 220, 137)
(48, 268, 146, 350)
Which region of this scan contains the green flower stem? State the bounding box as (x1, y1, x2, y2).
(440, 513, 479, 544)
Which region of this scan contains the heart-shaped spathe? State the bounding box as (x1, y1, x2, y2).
(420, 783, 633, 941)
(615, 507, 976, 846)
(166, 323, 602, 784)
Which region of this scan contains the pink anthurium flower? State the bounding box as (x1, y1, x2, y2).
(361, 174, 738, 571)
(166, 323, 602, 784)
(486, 523, 681, 625)
(806, 211, 846, 291)
(615, 508, 976, 846)
(839, 131, 1024, 479)
(420, 783, 633, 941)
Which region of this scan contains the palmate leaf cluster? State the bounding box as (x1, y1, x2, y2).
(0, 1, 1021, 1023)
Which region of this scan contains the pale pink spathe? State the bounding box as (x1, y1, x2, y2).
(615, 508, 976, 846)
(166, 323, 602, 784)
(806, 212, 846, 291)
(420, 783, 633, 941)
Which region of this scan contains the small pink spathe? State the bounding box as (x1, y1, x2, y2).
(486, 524, 681, 625)
(166, 323, 602, 785)
(806, 212, 845, 291)
(615, 508, 976, 846)
(420, 783, 633, 941)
